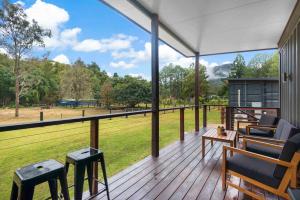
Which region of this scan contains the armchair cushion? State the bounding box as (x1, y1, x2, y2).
(273, 119, 299, 140)
(273, 133, 300, 179)
(238, 128, 273, 137)
(259, 114, 279, 126)
(246, 143, 281, 158)
(227, 154, 280, 188)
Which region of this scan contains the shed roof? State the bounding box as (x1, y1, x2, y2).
(227, 78, 279, 81)
(101, 0, 297, 57)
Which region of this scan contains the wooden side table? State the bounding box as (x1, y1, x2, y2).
(202, 128, 237, 158)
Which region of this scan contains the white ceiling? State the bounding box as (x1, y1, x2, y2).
(102, 0, 297, 57)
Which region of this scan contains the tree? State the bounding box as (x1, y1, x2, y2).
(247, 52, 279, 77)
(87, 62, 108, 105)
(114, 75, 151, 107)
(0, 0, 51, 116)
(100, 80, 113, 109)
(229, 54, 246, 78)
(0, 65, 14, 106)
(60, 59, 92, 104)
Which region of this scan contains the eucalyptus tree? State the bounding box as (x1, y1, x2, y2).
(0, 0, 51, 116)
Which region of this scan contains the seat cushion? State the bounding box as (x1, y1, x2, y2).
(227, 154, 280, 188)
(246, 143, 282, 158)
(273, 133, 300, 179)
(259, 115, 278, 126)
(238, 128, 273, 137)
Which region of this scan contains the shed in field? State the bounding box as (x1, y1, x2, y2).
(228, 78, 279, 108)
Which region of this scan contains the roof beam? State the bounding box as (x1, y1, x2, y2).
(128, 0, 196, 55)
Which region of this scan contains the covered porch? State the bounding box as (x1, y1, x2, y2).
(84, 128, 280, 200)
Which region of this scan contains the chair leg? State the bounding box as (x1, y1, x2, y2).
(19, 185, 34, 200)
(100, 155, 110, 200)
(48, 179, 58, 200)
(10, 181, 18, 200)
(86, 162, 93, 196)
(74, 164, 85, 200)
(65, 161, 70, 174)
(59, 171, 70, 200)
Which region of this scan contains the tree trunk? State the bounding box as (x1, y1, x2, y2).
(15, 75, 19, 117)
(14, 57, 20, 117)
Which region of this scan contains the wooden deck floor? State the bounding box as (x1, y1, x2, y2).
(85, 128, 281, 200)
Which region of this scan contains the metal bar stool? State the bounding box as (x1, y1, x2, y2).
(65, 147, 110, 200)
(10, 159, 70, 200)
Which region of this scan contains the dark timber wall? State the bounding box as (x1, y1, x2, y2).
(228, 79, 279, 108)
(279, 1, 300, 127)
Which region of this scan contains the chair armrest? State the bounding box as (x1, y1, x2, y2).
(246, 125, 276, 135)
(223, 146, 291, 167)
(243, 138, 284, 150)
(237, 120, 258, 129)
(242, 135, 286, 144)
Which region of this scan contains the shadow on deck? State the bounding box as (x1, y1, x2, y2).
(84, 128, 280, 200)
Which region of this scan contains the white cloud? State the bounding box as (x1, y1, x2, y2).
(129, 73, 150, 81)
(53, 54, 70, 64)
(73, 34, 137, 53)
(0, 48, 7, 55)
(73, 39, 102, 52)
(15, 1, 25, 6)
(26, 0, 69, 34)
(110, 61, 135, 69)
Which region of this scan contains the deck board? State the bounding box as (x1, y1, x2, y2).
(85, 128, 280, 200)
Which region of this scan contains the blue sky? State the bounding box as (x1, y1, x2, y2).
(16, 0, 275, 79)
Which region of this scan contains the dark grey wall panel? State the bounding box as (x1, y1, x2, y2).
(228, 79, 279, 108)
(279, 22, 300, 127)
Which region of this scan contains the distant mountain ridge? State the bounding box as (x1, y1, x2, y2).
(213, 63, 233, 78)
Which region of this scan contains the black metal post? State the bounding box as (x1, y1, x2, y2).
(180, 107, 184, 141)
(40, 111, 43, 121)
(151, 14, 159, 158)
(195, 52, 200, 132)
(203, 105, 207, 128)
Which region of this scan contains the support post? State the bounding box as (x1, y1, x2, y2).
(203, 105, 207, 128)
(180, 107, 184, 141)
(90, 119, 99, 194)
(151, 14, 159, 157)
(225, 107, 234, 130)
(195, 52, 200, 132)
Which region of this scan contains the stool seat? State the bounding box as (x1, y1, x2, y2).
(10, 159, 70, 200)
(66, 147, 102, 164)
(65, 147, 110, 200)
(14, 159, 64, 185)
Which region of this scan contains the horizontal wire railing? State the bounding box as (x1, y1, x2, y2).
(0, 106, 196, 199)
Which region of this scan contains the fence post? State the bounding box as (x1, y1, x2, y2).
(203, 105, 207, 128)
(40, 111, 43, 121)
(82, 110, 85, 117)
(180, 107, 185, 141)
(90, 119, 99, 194)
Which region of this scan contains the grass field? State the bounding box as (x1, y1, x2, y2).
(0, 107, 221, 199)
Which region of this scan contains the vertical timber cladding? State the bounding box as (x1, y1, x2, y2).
(228, 79, 279, 108)
(279, 11, 300, 127)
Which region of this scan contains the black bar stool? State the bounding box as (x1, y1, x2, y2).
(65, 147, 110, 200)
(10, 159, 70, 200)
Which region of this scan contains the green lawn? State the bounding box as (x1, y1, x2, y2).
(0, 108, 221, 199)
